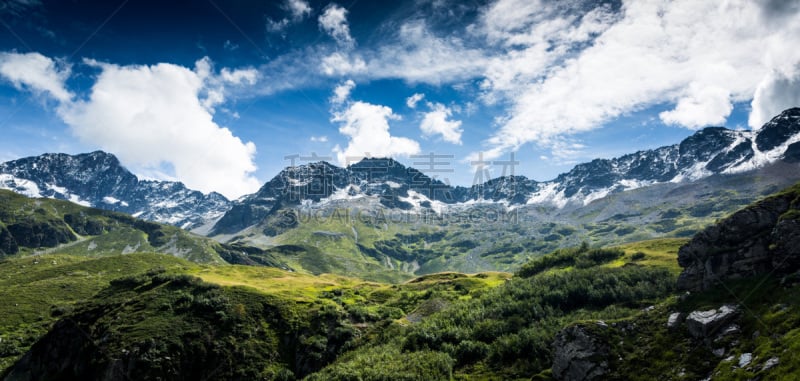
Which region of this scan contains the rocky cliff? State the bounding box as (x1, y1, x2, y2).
(677, 183, 800, 291)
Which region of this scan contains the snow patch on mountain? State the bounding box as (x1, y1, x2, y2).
(0, 151, 231, 229)
(526, 183, 568, 208)
(0, 174, 42, 198)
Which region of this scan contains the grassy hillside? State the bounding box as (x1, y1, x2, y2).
(0, 253, 194, 371)
(309, 240, 684, 380)
(1, 234, 797, 380)
(3, 181, 800, 380)
(0, 190, 287, 268)
(0, 252, 507, 378)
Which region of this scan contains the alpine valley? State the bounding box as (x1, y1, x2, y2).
(3, 108, 800, 280)
(1, 109, 800, 380)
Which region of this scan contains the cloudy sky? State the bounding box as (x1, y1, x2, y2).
(1, 0, 799, 199)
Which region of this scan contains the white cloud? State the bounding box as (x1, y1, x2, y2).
(266, 0, 312, 33)
(320, 52, 366, 76)
(219, 67, 258, 85)
(266, 18, 290, 33)
(659, 85, 732, 128)
(0, 51, 72, 102)
(194, 57, 258, 111)
(285, 0, 312, 20)
(329, 82, 420, 164)
(314, 21, 487, 84)
(406, 93, 425, 108)
(419, 102, 463, 145)
(750, 69, 800, 129)
(332, 101, 420, 164)
(330, 79, 355, 104)
(310, 135, 328, 142)
(318, 4, 354, 48)
(58, 59, 260, 199)
(475, 0, 800, 159)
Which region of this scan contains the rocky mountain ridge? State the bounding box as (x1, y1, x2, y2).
(0, 151, 230, 230)
(212, 108, 800, 234)
(1, 108, 799, 239)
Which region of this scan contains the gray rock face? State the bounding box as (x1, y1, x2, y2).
(677, 187, 800, 291)
(738, 353, 753, 368)
(763, 357, 780, 371)
(552, 324, 609, 381)
(685, 305, 739, 339)
(667, 312, 685, 329)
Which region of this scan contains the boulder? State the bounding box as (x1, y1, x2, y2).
(738, 353, 752, 368)
(552, 324, 610, 381)
(762, 357, 779, 371)
(667, 312, 685, 329)
(685, 305, 739, 339)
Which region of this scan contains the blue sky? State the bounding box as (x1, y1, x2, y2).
(0, 0, 799, 199)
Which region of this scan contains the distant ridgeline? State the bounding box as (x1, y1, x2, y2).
(1, 108, 800, 280)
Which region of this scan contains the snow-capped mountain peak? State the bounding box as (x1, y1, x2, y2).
(0, 151, 230, 230)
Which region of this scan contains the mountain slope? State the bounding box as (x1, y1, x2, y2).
(0, 189, 286, 268)
(0, 252, 507, 379)
(212, 161, 800, 281)
(212, 108, 800, 234)
(2, 182, 800, 380)
(197, 108, 800, 281)
(0, 151, 230, 230)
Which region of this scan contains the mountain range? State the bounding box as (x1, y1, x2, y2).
(3, 108, 798, 236)
(210, 108, 800, 238)
(1, 108, 799, 279)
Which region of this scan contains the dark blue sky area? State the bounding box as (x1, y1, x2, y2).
(0, 0, 796, 198)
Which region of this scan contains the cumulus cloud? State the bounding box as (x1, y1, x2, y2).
(285, 0, 312, 20)
(0, 51, 262, 198)
(474, 0, 800, 159)
(310, 135, 328, 142)
(329, 81, 420, 164)
(53, 58, 260, 199)
(750, 69, 800, 129)
(406, 93, 425, 108)
(330, 79, 355, 104)
(659, 85, 733, 128)
(0, 51, 72, 102)
(419, 102, 463, 145)
(318, 4, 354, 48)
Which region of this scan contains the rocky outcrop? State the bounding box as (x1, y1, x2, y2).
(771, 216, 800, 273)
(685, 305, 739, 339)
(5, 219, 76, 248)
(552, 324, 610, 381)
(677, 185, 800, 291)
(667, 312, 685, 329)
(0, 225, 18, 255)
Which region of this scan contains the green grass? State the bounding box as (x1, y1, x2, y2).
(0, 250, 508, 377)
(0, 253, 196, 370)
(0, 189, 231, 264)
(609, 238, 688, 273)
